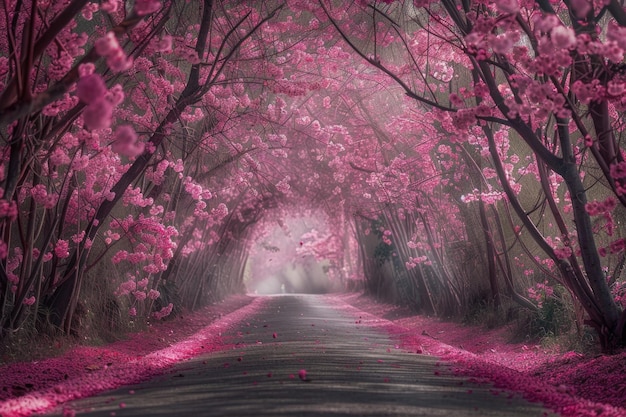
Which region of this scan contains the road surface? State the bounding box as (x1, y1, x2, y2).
(41, 294, 555, 416)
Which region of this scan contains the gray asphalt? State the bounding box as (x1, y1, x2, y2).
(42, 294, 556, 416)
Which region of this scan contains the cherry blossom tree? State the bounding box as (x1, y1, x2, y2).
(320, 0, 626, 349)
(0, 0, 289, 335)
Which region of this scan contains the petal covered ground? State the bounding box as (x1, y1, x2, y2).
(330, 293, 626, 417)
(0, 293, 625, 417)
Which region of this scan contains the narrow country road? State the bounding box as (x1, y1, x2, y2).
(42, 295, 556, 416)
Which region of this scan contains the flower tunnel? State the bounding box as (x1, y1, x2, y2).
(0, 0, 625, 353)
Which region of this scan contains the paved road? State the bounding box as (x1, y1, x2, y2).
(42, 295, 555, 416)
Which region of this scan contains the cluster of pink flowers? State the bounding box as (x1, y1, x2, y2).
(494, 0, 519, 14)
(22, 296, 36, 306)
(99, 0, 119, 13)
(184, 177, 212, 201)
(211, 203, 229, 221)
(30, 184, 58, 209)
(133, 290, 147, 301)
(405, 255, 428, 270)
(76, 66, 118, 131)
(528, 281, 555, 309)
(608, 238, 626, 255)
(0, 199, 18, 221)
(112, 125, 144, 157)
(571, 79, 605, 104)
(553, 246, 573, 260)
(111, 215, 178, 271)
(611, 281, 626, 308)
(585, 197, 617, 216)
(115, 274, 166, 319)
(122, 186, 154, 208)
(152, 302, 173, 320)
(55, 239, 71, 259)
(134, 0, 161, 16)
(381, 229, 392, 246)
(276, 177, 292, 194)
(115, 279, 137, 297)
(95, 32, 132, 72)
(610, 162, 626, 195)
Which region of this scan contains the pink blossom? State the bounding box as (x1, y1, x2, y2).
(607, 22, 626, 50)
(571, 79, 604, 104)
(554, 246, 572, 260)
(78, 63, 96, 77)
(569, 0, 592, 18)
(494, 0, 519, 14)
(148, 289, 160, 300)
(100, 0, 119, 13)
(81, 2, 99, 20)
(76, 74, 107, 104)
(83, 99, 113, 130)
(107, 49, 133, 72)
(212, 203, 229, 220)
(491, 34, 516, 54)
(134, 0, 161, 16)
(95, 32, 120, 57)
(95, 32, 132, 72)
(550, 26, 577, 49)
(0, 199, 18, 220)
(609, 238, 626, 254)
(155, 35, 172, 53)
(7, 272, 20, 284)
(71, 231, 86, 243)
(528, 281, 554, 308)
(153, 303, 173, 320)
(0, 241, 7, 259)
(133, 291, 147, 301)
(55, 239, 70, 259)
(603, 42, 624, 63)
(610, 162, 626, 179)
(112, 125, 144, 156)
(115, 279, 136, 296)
(108, 84, 125, 105)
(23, 296, 36, 306)
(585, 197, 617, 215)
(276, 177, 291, 193)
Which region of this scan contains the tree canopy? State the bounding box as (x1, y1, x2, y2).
(1, 0, 625, 350)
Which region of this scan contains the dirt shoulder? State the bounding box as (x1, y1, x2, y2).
(0, 295, 255, 404)
(333, 292, 626, 414)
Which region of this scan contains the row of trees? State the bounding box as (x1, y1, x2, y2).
(0, 0, 625, 351)
(314, 0, 626, 349)
(0, 0, 298, 336)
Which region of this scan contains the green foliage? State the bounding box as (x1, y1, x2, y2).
(531, 298, 571, 337)
(509, 287, 573, 345)
(462, 292, 509, 329)
(373, 241, 394, 266)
